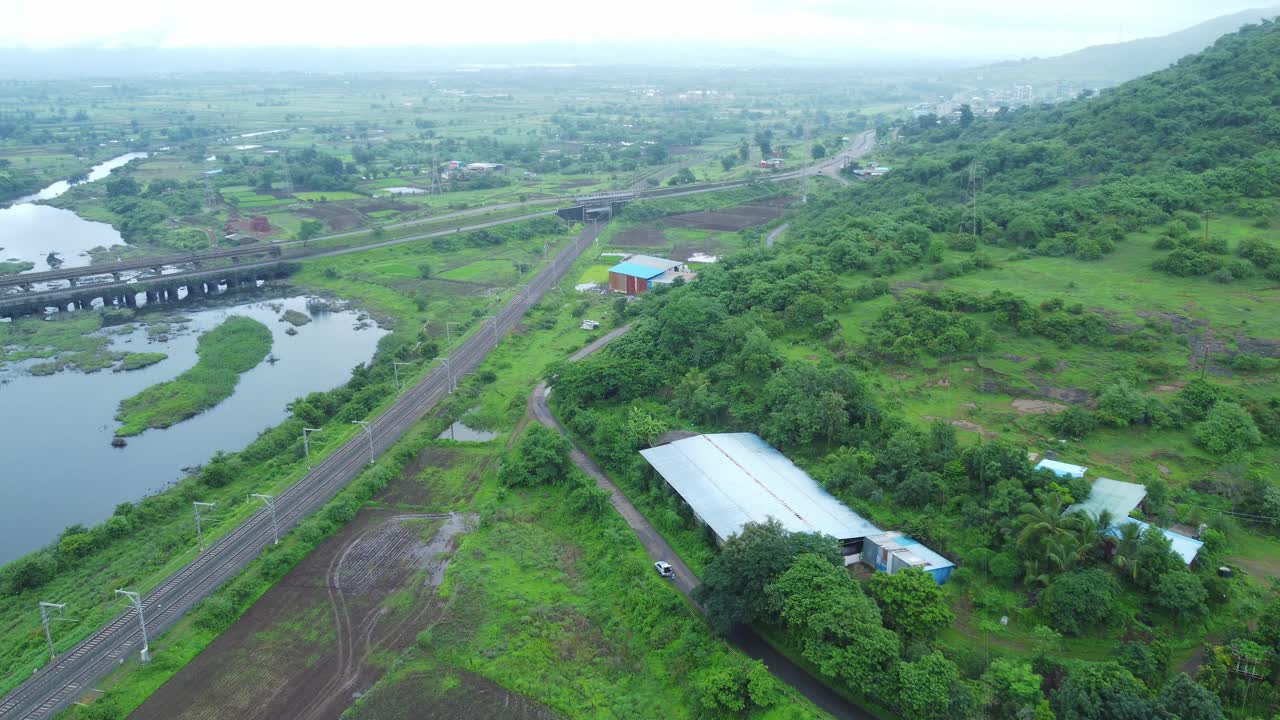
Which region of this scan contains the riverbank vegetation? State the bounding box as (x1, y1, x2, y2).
(50, 244, 823, 719)
(549, 21, 1280, 719)
(114, 316, 272, 436)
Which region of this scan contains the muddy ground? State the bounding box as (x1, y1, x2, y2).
(297, 205, 364, 231)
(610, 227, 668, 248)
(663, 204, 784, 232)
(132, 511, 469, 720)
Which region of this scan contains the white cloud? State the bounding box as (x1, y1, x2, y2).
(0, 0, 1269, 59)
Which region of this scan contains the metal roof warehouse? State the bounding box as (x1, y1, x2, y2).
(639, 433, 881, 544)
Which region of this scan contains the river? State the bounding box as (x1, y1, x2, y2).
(0, 156, 389, 563)
(0, 295, 387, 563)
(1, 152, 146, 273)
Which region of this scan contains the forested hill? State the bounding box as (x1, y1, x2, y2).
(810, 19, 1280, 252)
(960, 5, 1280, 88)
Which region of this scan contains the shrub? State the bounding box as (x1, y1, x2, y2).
(1040, 568, 1120, 636)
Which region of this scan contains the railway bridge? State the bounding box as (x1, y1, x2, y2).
(0, 261, 292, 319)
(0, 243, 285, 293)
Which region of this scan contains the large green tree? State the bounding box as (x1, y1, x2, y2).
(693, 520, 842, 632)
(867, 566, 954, 642)
(765, 553, 901, 686)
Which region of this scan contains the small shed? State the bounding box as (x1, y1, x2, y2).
(580, 319, 600, 330)
(1035, 459, 1087, 479)
(864, 532, 955, 584)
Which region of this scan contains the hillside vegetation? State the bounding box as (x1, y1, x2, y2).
(553, 21, 1280, 720)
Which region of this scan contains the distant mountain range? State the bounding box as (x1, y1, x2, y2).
(960, 5, 1280, 89)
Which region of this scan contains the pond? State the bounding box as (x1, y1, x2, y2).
(0, 293, 388, 563)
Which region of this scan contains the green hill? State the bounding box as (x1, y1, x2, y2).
(555, 19, 1280, 720)
(959, 5, 1280, 89)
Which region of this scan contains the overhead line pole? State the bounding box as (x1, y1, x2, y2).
(352, 421, 375, 464)
(192, 501, 216, 553)
(251, 494, 279, 545)
(37, 602, 67, 661)
(114, 590, 149, 663)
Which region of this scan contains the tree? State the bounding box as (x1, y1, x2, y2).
(694, 520, 842, 632)
(1131, 528, 1183, 592)
(868, 566, 953, 642)
(1008, 214, 1047, 246)
(1193, 401, 1261, 454)
(959, 104, 975, 128)
(297, 219, 324, 241)
(106, 175, 140, 197)
(720, 154, 736, 172)
(1096, 382, 1150, 427)
(811, 143, 827, 160)
(1040, 568, 1120, 636)
(667, 167, 696, 186)
(1052, 664, 1154, 720)
(1155, 673, 1223, 720)
(498, 424, 573, 487)
(1049, 407, 1096, 439)
(766, 553, 900, 686)
(1153, 572, 1207, 617)
(982, 658, 1045, 718)
(895, 652, 975, 720)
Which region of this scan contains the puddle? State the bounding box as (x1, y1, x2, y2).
(382, 186, 427, 195)
(234, 144, 262, 150)
(599, 252, 628, 257)
(575, 282, 600, 292)
(437, 421, 499, 442)
(688, 252, 719, 263)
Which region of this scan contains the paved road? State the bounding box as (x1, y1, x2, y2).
(0, 221, 607, 720)
(528, 330, 875, 720)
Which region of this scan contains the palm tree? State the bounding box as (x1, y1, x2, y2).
(1016, 496, 1073, 550)
(1111, 521, 1144, 581)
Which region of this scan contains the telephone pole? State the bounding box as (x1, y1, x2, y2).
(115, 590, 149, 662)
(252, 494, 279, 545)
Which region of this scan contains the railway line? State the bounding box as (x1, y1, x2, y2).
(0, 220, 605, 720)
(0, 129, 880, 718)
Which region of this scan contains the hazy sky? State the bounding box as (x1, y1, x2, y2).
(2, 0, 1273, 60)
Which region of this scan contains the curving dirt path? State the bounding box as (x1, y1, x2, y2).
(132, 511, 471, 720)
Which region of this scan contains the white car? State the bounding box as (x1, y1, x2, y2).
(654, 561, 675, 579)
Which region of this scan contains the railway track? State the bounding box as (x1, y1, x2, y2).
(0, 130, 881, 718)
(0, 220, 605, 720)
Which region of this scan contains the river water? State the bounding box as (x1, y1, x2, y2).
(0, 296, 387, 563)
(1, 152, 147, 273)
(0, 155, 389, 563)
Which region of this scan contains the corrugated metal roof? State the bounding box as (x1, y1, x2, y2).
(868, 532, 955, 571)
(608, 261, 666, 280)
(1067, 477, 1146, 520)
(639, 433, 880, 542)
(626, 255, 682, 271)
(1036, 459, 1087, 478)
(1113, 519, 1202, 566)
